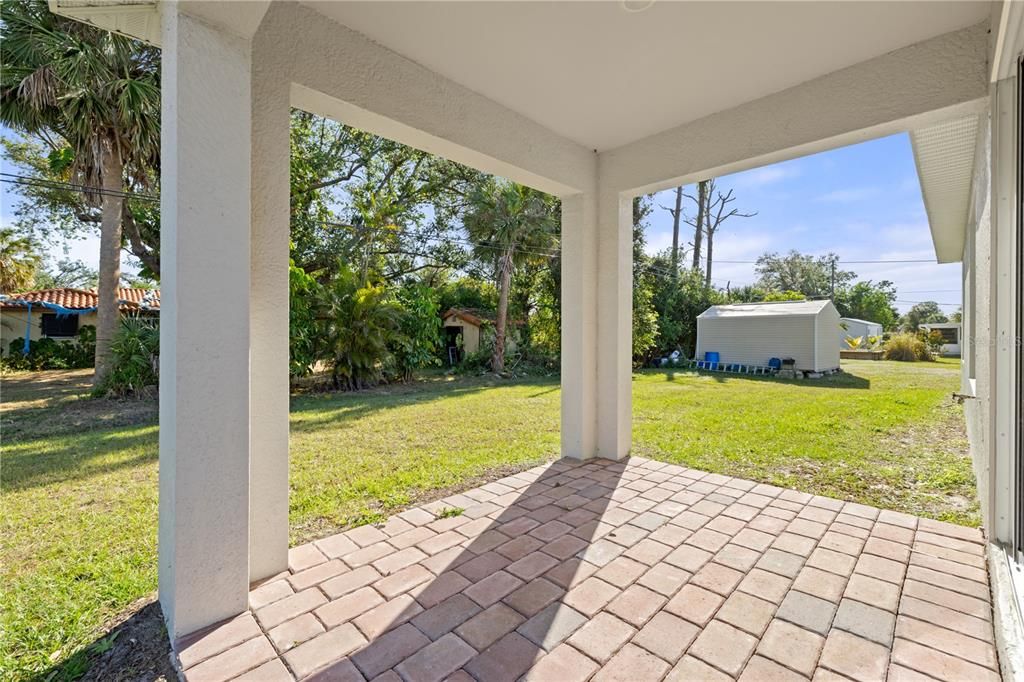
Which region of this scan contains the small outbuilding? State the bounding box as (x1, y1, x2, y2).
(919, 322, 962, 356)
(839, 317, 883, 348)
(696, 299, 842, 373)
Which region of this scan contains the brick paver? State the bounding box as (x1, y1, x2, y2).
(174, 456, 1000, 681)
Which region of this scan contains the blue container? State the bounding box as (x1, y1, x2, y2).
(705, 351, 720, 364)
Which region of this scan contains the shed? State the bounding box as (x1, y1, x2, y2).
(919, 322, 961, 357)
(696, 299, 842, 372)
(839, 317, 883, 348)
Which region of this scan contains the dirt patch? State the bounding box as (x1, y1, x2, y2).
(37, 596, 176, 682)
(1, 369, 157, 440)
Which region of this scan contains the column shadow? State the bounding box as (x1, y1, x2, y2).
(306, 456, 632, 681)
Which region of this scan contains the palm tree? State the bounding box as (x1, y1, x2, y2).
(0, 228, 41, 292)
(1, 0, 160, 383)
(463, 180, 557, 373)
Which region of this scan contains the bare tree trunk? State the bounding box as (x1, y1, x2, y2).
(94, 142, 124, 385)
(691, 181, 707, 271)
(492, 247, 512, 373)
(705, 227, 714, 288)
(671, 186, 683, 275)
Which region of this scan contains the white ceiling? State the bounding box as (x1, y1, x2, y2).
(305, 1, 990, 151)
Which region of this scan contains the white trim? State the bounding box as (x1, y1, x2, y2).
(991, 74, 1018, 545)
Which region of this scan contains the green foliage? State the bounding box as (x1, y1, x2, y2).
(0, 227, 42, 292)
(437, 277, 498, 315)
(393, 284, 442, 381)
(650, 266, 724, 358)
(883, 332, 933, 362)
(320, 267, 403, 391)
(901, 301, 948, 331)
(763, 290, 805, 302)
(2, 324, 95, 371)
(834, 280, 899, 329)
(96, 317, 160, 397)
(755, 251, 854, 297)
(289, 261, 323, 378)
(631, 196, 659, 364)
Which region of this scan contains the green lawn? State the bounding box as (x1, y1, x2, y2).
(1, 359, 975, 680)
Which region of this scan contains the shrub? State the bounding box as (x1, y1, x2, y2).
(96, 317, 160, 397)
(883, 332, 933, 362)
(1, 325, 96, 371)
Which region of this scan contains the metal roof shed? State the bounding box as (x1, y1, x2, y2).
(696, 299, 842, 373)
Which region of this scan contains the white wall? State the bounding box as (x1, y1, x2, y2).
(697, 316, 816, 370)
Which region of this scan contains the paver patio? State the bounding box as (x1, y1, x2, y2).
(174, 456, 999, 682)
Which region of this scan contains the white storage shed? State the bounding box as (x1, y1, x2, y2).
(839, 317, 884, 348)
(696, 299, 842, 372)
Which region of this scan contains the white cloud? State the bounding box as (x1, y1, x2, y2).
(728, 164, 801, 189)
(815, 187, 880, 203)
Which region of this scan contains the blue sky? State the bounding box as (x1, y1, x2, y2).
(2, 127, 960, 314)
(643, 132, 961, 314)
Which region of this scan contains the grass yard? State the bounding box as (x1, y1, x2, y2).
(1, 359, 975, 680)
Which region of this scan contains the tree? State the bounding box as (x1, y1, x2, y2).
(684, 180, 756, 287)
(34, 257, 99, 289)
(901, 301, 948, 331)
(632, 196, 659, 362)
(755, 250, 855, 298)
(834, 280, 899, 329)
(462, 180, 558, 373)
(691, 180, 708, 271)
(0, 228, 42, 292)
(660, 186, 686, 275)
(1, 0, 160, 383)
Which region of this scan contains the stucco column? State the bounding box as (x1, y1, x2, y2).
(249, 42, 291, 583)
(560, 193, 598, 458)
(595, 188, 633, 459)
(159, 5, 254, 640)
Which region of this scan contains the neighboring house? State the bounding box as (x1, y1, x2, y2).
(0, 288, 160, 354)
(839, 317, 883, 348)
(919, 321, 962, 356)
(696, 299, 841, 373)
(441, 307, 519, 364)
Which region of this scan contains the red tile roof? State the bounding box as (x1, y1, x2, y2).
(1, 287, 160, 311)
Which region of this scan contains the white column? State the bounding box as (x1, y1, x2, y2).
(595, 189, 633, 460)
(560, 193, 598, 459)
(159, 5, 254, 640)
(249, 48, 291, 583)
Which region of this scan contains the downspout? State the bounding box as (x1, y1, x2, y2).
(23, 303, 31, 355)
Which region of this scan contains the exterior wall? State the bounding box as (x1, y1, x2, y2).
(815, 306, 842, 372)
(0, 309, 98, 353)
(696, 316, 816, 370)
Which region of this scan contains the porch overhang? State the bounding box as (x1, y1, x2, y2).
(910, 114, 983, 265)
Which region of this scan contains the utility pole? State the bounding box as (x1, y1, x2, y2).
(830, 258, 836, 299)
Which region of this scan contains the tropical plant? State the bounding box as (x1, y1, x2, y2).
(0, 227, 42, 292)
(319, 266, 403, 390)
(96, 317, 160, 396)
(1, 0, 161, 383)
(844, 336, 865, 350)
(883, 332, 933, 362)
(462, 179, 558, 373)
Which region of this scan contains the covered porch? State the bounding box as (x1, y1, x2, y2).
(49, 1, 1022, 680)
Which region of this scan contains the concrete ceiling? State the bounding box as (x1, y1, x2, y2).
(305, 1, 990, 151)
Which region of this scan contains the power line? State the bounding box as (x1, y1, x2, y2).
(0, 172, 158, 202)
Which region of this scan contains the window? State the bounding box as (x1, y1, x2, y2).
(40, 313, 79, 338)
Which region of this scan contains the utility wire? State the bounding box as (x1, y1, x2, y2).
(0, 172, 159, 202)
